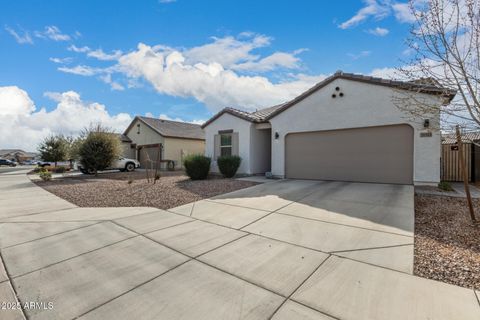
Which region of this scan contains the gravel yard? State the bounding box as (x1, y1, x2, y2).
(34, 171, 258, 210)
(414, 194, 480, 289)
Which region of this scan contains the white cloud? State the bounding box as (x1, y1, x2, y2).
(68, 45, 91, 53)
(34, 26, 71, 41)
(0, 86, 132, 151)
(61, 34, 319, 112)
(49, 57, 73, 64)
(392, 3, 416, 23)
(339, 0, 390, 29)
(5, 26, 33, 44)
(367, 27, 389, 36)
(347, 50, 372, 60)
(232, 51, 304, 72)
(114, 42, 322, 111)
(58, 65, 102, 76)
(99, 74, 125, 91)
(185, 34, 271, 68)
(68, 45, 122, 61)
(87, 49, 123, 61)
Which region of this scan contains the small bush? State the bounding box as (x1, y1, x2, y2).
(39, 168, 52, 181)
(438, 181, 454, 191)
(183, 154, 211, 180)
(217, 155, 242, 178)
(53, 166, 67, 174)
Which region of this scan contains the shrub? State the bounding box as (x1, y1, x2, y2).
(39, 168, 52, 181)
(38, 135, 69, 166)
(53, 166, 67, 174)
(438, 181, 454, 191)
(183, 154, 211, 180)
(78, 125, 122, 175)
(217, 155, 242, 178)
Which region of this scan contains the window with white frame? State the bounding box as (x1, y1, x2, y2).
(220, 134, 232, 156)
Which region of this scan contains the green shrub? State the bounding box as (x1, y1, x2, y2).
(53, 166, 67, 174)
(39, 168, 52, 181)
(183, 154, 211, 180)
(78, 125, 122, 175)
(438, 181, 454, 191)
(217, 155, 242, 178)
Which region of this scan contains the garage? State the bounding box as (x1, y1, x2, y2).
(285, 124, 414, 184)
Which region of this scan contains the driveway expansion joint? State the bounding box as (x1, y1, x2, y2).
(0, 250, 28, 320)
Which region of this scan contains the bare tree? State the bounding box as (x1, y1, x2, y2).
(396, 0, 479, 223)
(395, 0, 480, 132)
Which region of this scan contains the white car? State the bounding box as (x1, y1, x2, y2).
(78, 157, 140, 174)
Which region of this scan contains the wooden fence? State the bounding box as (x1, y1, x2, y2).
(441, 143, 472, 182)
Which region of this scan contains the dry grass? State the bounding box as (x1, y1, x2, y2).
(414, 195, 480, 289)
(34, 171, 258, 210)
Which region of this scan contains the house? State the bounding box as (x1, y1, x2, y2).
(0, 149, 38, 162)
(441, 131, 480, 182)
(202, 71, 456, 185)
(123, 116, 205, 169)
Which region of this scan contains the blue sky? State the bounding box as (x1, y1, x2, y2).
(0, 0, 415, 150)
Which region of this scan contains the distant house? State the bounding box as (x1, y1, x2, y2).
(0, 149, 38, 162)
(202, 71, 455, 185)
(123, 116, 205, 169)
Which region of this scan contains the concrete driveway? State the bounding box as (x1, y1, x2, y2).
(0, 172, 479, 320)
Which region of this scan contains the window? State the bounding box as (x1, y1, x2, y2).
(220, 134, 232, 156)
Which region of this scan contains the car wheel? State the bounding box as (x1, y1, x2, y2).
(125, 163, 135, 172)
(86, 168, 96, 175)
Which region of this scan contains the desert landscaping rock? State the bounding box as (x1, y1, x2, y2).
(34, 171, 258, 210)
(414, 195, 480, 289)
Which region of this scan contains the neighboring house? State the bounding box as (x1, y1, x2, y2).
(441, 131, 480, 182)
(202, 71, 456, 185)
(114, 134, 136, 159)
(123, 116, 205, 169)
(0, 149, 38, 162)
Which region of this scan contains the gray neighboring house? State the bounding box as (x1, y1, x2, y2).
(202, 71, 456, 185)
(123, 116, 205, 169)
(0, 149, 39, 162)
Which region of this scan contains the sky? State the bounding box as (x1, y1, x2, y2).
(0, 0, 417, 151)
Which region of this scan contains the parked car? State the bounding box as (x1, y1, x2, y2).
(78, 157, 140, 174)
(0, 159, 17, 167)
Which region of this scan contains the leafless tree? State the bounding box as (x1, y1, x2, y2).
(395, 0, 480, 134)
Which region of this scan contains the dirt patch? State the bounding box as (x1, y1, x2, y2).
(414, 195, 480, 289)
(34, 171, 258, 210)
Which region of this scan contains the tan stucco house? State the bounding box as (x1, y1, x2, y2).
(123, 116, 205, 169)
(202, 71, 456, 185)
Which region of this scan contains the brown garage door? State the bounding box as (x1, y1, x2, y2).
(285, 124, 414, 184)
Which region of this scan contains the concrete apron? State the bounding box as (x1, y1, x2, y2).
(0, 173, 478, 320)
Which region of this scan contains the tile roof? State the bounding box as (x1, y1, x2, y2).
(202, 71, 457, 128)
(442, 131, 480, 144)
(201, 103, 285, 128)
(132, 116, 205, 140)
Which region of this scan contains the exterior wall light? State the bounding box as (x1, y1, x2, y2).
(424, 119, 430, 128)
(274, 132, 279, 139)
